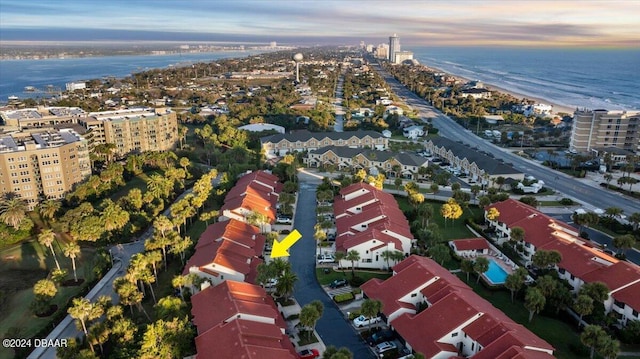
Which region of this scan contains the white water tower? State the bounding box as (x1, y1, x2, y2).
(293, 53, 303, 83)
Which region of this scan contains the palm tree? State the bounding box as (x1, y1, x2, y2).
(299, 303, 321, 340)
(360, 299, 383, 330)
(345, 250, 361, 278)
(473, 257, 489, 284)
(38, 229, 61, 271)
(275, 269, 298, 300)
(581, 325, 607, 359)
(33, 279, 57, 314)
(381, 250, 394, 270)
(145, 250, 163, 281)
(170, 235, 192, 265)
(63, 242, 81, 282)
(460, 259, 474, 282)
(0, 193, 28, 229)
(573, 294, 594, 325)
(68, 297, 103, 352)
(429, 244, 451, 266)
(613, 234, 636, 253)
(504, 273, 524, 303)
(524, 287, 546, 322)
(334, 251, 346, 270)
(39, 199, 61, 222)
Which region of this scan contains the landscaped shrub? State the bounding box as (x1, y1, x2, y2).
(559, 198, 574, 205)
(349, 276, 365, 287)
(352, 288, 362, 295)
(333, 292, 355, 303)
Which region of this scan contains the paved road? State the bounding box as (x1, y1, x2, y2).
(333, 68, 346, 132)
(371, 62, 640, 216)
(29, 189, 194, 359)
(291, 172, 375, 359)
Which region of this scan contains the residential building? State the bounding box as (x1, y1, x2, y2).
(238, 123, 285, 134)
(79, 107, 179, 158)
(183, 219, 265, 287)
(449, 238, 491, 257)
(190, 280, 296, 359)
(305, 146, 428, 178)
(424, 137, 524, 184)
(0, 107, 86, 129)
(362, 255, 555, 358)
(485, 199, 640, 325)
(570, 109, 640, 153)
(389, 34, 400, 63)
(403, 125, 424, 139)
(219, 170, 282, 228)
(261, 130, 388, 157)
(460, 88, 492, 100)
(393, 51, 414, 64)
(0, 128, 91, 209)
(334, 183, 413, 270)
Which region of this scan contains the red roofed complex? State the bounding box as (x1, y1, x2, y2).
(362, 255, 555, 358)
(449, 237, 491, 257)
(485, 199, 640, 326)
(191, 280, 296, 359)
(220, 170, 282, 227)
(333, 183, 413, 270)
(184, 220, 265, 287)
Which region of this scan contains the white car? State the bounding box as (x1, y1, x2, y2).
(276, 216, 293, 224)
(375, 341, 397, 354)
(353, 315, 381, 328)
(317, 254, 335, 264)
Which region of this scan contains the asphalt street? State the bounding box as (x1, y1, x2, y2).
(291, 172, 375, 359)
(371, 62, 640, 216)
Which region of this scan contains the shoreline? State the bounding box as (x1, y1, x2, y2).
(423, 64, 575, 116)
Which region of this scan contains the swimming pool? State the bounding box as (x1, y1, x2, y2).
(483, 259, 508, 285)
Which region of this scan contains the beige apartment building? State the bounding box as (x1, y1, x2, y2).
(0, 107, 87, 129)
(0, 129, 91, 209)
(261, 130, 388, 158)
(570, 109, 640, 153)
(80, 108, 178, 157)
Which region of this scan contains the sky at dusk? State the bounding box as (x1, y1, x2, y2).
(1, 0, 639, 47)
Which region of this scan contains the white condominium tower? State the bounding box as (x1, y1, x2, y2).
(389, 33, 400, 63)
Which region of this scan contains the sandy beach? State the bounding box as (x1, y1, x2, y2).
(425, 64, 575, 116)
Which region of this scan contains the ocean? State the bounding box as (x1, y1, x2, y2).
(1, 47, 638, 111)
(411, 46, 640, 111)
(0, 50, 265, 103)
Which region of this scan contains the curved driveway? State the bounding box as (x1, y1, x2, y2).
(372, 62, 640, 215)
(291, 175, 374, 359)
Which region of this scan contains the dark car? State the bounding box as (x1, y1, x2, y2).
(329, 279, 348, 288)
(367, 329, 395, 346)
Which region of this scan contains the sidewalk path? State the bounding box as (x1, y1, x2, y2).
(28, 187, 195, 359)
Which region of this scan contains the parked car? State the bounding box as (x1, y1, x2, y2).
(317, 254, 335, 264)
(367, 329, 395, 346)
(376, 341, 397, 354)
(276, 216, 293, 224)
(353, 315, 381, 328)
(298, 348, 319, 359)
(329, 279, 348, 288)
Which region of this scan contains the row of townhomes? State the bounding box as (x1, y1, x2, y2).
(424, 137, 524, 184)
(362, 255, 555, 358)
(305, 145, 429, 178)
(0, 106, 179, 207)
(334, 183, 413, 269)
(182, 171, 296, 358)
(260, 129, 388, 158)
(486, 199, 640, 326)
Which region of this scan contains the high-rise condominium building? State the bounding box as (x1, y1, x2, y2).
(570, 109, 640, 153)
(0, 129, 91, 209)
(389, 34, 400, 63)
(80, 107, 179, 158)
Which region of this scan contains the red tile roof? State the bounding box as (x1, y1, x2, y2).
(540, 240, 605, 277)
(191, 280, 281, 333)
(195, 319, 296, 359)
(451, 238, 490, 251)
(612, 282, 640, 314)
(336, 228, 403, 253)
(221, 171, 282, 222)
(582, 261, 640, 292)
(338, 182, 373, 197)
(362, 255, 554, 358)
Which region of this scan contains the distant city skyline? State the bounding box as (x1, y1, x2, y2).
(1, 0, 638, 47)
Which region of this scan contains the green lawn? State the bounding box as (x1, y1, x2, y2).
(459, 272, 588, 359)
(315, 267, 391, 286)
(395, 196, 477, 241)
(110, 172, 150, 202)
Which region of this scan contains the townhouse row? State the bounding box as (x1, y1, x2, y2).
(182, 170, 297, 358)
(333, 183, 414, 270)
(486, 198, 640, 326)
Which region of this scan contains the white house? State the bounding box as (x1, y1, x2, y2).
(403, 125, 424, 139)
